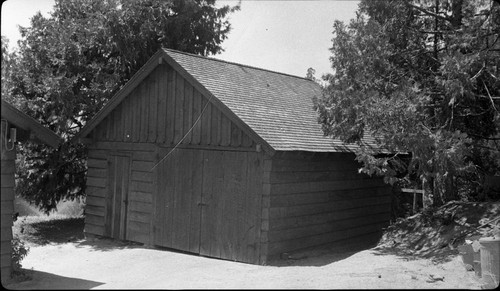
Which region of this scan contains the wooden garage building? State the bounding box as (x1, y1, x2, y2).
(75, 49, 392, 265)
(1, 100, 62, 284)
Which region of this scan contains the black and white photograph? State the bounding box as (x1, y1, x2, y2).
(1, 0, 499, 289)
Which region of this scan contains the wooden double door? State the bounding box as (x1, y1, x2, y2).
(153, 148, 263, 263)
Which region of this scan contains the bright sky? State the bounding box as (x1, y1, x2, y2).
(1, 0, 360, 78)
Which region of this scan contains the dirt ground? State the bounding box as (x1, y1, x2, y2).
(4, 200, 499, 289)
(3, 237, 485, 289)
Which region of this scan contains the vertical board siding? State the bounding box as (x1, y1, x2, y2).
(148, 75, 158, 143)
(210, 104, 221, 146)
(199, 149, 220, 256)
(188, 150, 203, 253)
(90, 64, 255, 149)
(230, 123, 242, 147)
(84, 63, 267, 264)
(114, 102, 122, 142)
(171, 148, 186, 249)
(111, 156, 124, 238)
(154, 148, 264, 264)
(191, 90, 202, 145)
(106, 113, 113, 141)
(125, 88, 133, 142)
(157, 65, 167, 143)
(140, 77, 149, 142)
(131, 84, 141, 142)
(166, 66, 176, 144)
(248, 152, 265, 264)
(183, 81, 193, 144)
(201, 100, 212, 145)
(173, 72, 184, 144)
(266, 152, 392, 258)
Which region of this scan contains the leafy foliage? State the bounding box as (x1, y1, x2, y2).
(11, 235, 30, 274)
(5, 0, 239, 212)
(1, 37, 19, 106)
(315, 0, 500, 205)
(15, 142, 87, 214)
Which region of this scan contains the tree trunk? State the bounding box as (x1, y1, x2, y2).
(450, 0, 464, 28)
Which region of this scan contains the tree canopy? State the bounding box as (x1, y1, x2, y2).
(315, 0, 500, 205)
(2, 0, 239, 212)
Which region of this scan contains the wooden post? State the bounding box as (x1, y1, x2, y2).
(402, 188, 425, 214)
(421, 180, 426, 210)
(412, 188, 417, 214)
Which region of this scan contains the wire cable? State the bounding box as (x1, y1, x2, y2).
(150, 93, 214, 171)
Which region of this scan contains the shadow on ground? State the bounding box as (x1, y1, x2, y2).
(5, 270, 104, 290)
(268, 233, 383, 267)
(271, 201, 499, 267)
(15, 217, 85, 245)
(14, 216, 143, 252)
(74, 236, 144, 252)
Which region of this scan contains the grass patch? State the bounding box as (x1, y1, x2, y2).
(12, 196, 86, 246)
(14, 196, 85, 217)
(14, 198, 44, 217)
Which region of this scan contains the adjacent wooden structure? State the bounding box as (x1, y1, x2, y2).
(1, 100, 61, 283)
(75, 49, 392, 264)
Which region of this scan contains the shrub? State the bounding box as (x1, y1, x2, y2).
(11, 235, 29, 275)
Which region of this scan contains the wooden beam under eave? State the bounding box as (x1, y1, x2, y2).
(1, 100, 62, 148)
(76, 137, 94, 145)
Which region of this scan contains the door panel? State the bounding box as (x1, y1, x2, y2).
(106, 154, 131, 240)
(199, 151, 248, 261)
(153, 148, 261, 263)
(187, 150, 203, 253)
(154, 148, 202, 252)
(199, 150, 224, 257)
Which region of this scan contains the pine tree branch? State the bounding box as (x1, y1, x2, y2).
(468, 133, 500, 140)
(477, 94, 500, 100)
(474, 144, 500, 151)
(483, 80, 500, 112)
(405, 2, 451, 22)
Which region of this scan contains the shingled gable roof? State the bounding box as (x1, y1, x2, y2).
(76, 48, 381, 153)
(1, 100, 62, 148)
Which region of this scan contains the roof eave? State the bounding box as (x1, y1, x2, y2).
(72, 49, 276, 156)
(1, 100, 62, 148)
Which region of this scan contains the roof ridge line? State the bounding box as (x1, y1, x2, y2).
(162, 48, 314, 82)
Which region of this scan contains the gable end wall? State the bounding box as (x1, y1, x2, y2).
(90, 64, 256, 149)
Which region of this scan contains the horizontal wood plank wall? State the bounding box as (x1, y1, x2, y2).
(85, 142, 156, 245)
(91, 64, 255, 150)
(1, 128, 15, 284)
(85, 147, 109, 236)
(128, 146, 155, 244)
(266, 152, 392, 259)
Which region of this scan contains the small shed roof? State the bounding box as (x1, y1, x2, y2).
(1, 100, 62, 148)
(77, 49, 381, 153)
